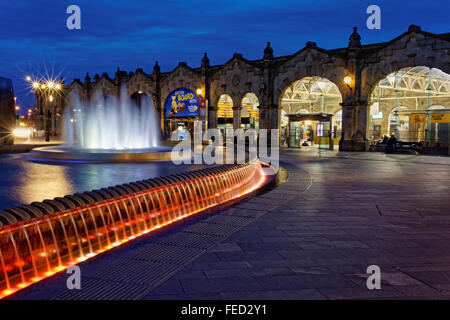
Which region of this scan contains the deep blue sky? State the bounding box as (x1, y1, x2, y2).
(1, 0, 448, 113)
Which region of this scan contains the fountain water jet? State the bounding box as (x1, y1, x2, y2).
(29, 86, 176, 162)
(63, 86, 159, 150)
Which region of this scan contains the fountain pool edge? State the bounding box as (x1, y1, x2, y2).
(0, 160, 272, 298)
(28, 146, 177, 162)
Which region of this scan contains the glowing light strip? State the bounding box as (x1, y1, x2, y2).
(0, 161, 267, 299)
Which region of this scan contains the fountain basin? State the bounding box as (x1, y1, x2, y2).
(0, 161, 269, 299)
(28, 146, 179, 163)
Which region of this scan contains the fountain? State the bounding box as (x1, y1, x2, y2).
(0, 161, 269, 298)
(2, 83, 275, 300)
(29, 86, 175, 162)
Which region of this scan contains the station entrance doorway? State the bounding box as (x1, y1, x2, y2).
(285, 113, 338, 150)
(279, 77, 343, 150)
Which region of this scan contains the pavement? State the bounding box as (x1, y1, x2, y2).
(9, 148, 450, 300)
(0, 136, 61, 153)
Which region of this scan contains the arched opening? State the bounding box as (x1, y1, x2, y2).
(240, 93, 259, 131)
(279, 77, 343, 150)
(164, 88, 201, 140)
(387, 106, 410, 141)
(369, 66, 450, 153)
(217, 94, 233, 133)
(130, 91, 147, 108)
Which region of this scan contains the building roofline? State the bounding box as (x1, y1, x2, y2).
(69, 25, 450, 86)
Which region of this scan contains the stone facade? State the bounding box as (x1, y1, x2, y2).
(60, 25, 449, 151)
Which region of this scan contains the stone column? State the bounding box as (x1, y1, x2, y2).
(339, 27, 367, 151)
(258, 104, 279, 147)
(270, 104, 279, 131)
(208, 105, 217, 129)
(258, 105, 270, 131)
(354, 101, 369, 150)
(340, 101, 369, 151)
(340, 103, 354, 150)
(201, 52, 211, 132)
(259, 41, 277, 139)
(258, 105, 279, 129)
(232, 106, 241, 130)
(357, 101, 369, 134)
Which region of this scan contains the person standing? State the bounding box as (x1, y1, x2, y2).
(386, 134, 397, 153)
(309, 127, 315, 146)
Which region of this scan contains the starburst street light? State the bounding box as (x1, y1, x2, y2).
(27, 76, 64, 142)
(26, 76, 64, 94)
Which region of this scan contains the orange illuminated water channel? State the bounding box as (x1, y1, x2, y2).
(0, 161, 268, 298)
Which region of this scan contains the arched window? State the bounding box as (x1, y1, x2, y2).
(217, 94, 233, 129)
(369, 66, 450, 144)
(241, 93, 259, 130)
(280, 77, 342, 115)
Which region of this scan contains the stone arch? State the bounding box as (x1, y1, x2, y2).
(367, 66, 450, 142)
(161, 85, 201, 115)
(239, 92, 260, 130)
(278, 76, 344, 148)
(66, 82, 88, 106)
(210, 88, 239, 108)
(278, 76, 343, 115)
(126, 72, 153, 97)
(128, 77, 158, 108)
(362, 61, 450, 103)
(209, 55, 263, 109)
(163, 87, 201, 113)
(275, 72, 348, 109)
(368, 66, 450, 112)
(239, 91, 260, 105)
(91, 78, 116, 98)
(273, 48, 348, 106)
(217, 94, 234, 130)
(130, 91, 148, 108)
(161, 63, 202, 109)
(161, 81, 201, 109)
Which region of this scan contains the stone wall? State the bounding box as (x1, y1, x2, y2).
(59, 25, 449, 151)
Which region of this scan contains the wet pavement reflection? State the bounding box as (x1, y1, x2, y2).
(0, 153, 203, 209)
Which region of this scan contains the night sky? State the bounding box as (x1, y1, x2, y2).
(0, 0, 448, 113)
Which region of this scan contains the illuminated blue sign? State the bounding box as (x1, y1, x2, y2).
(165, 88, 200, 117)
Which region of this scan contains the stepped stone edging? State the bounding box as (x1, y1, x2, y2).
(0, 164, 246, 226)
(0, 160, 267, 299)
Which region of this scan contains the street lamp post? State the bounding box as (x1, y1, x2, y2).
(342, 75, 353, 151)
(26, 76, 63, 141)
(45, 95, 53, 142)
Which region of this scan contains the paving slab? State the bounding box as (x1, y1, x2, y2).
(11, 150, 450, 300)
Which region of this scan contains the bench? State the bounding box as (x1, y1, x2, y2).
(395, 141, 423, 154)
